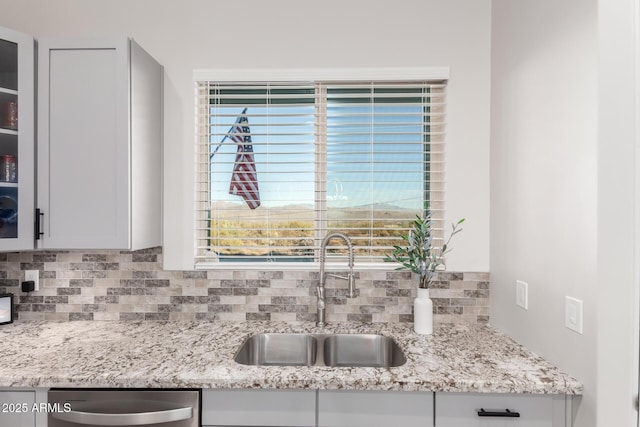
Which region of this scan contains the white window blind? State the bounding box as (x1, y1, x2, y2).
(196, 80, 446, 265)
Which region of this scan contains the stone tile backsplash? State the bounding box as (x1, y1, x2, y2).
(0, 247, 489, 324)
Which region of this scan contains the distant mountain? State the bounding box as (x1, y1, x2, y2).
(346, 202, 417, 211)
(210, 201, 314, 211)
(211, 201, 416, 213)
(209, 201, 418, 223)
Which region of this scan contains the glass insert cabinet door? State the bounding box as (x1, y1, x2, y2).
(0, 26, 34, 251)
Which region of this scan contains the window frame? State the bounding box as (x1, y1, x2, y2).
(194, 68, 450, 271)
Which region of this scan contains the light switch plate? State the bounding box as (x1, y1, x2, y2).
(565, 296, 583, 334)
(516, 280, 528, 310)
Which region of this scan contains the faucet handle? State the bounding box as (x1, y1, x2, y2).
(348, 273, 356, 298)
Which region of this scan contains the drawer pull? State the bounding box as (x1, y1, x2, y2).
(477, 408, 521, 418)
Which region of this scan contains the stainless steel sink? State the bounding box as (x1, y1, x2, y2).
(322, 334, 406, 368)
(233, 333, 318, 366)
(234, 333, 406, 368)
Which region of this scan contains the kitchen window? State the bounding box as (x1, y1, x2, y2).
(195, 72, 447, 267)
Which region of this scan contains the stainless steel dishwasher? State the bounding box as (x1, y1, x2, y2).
(47, 389, 200, 427)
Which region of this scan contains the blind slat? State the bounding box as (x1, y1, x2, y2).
(197, 80, 447, 263)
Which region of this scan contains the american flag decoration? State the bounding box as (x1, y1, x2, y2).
(228, 108, 261, 209)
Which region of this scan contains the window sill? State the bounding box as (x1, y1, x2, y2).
(194, 261, 406, 272)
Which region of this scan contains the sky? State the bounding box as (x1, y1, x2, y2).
(208, 103, 426, 212)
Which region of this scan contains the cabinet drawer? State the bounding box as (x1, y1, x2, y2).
(318, 390, 433, 427)
(0, 390, 36, 427)
(202, 389, 315, 426)
(436, 393, 557, 427)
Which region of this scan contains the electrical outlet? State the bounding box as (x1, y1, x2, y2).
(24, 270, 39, 292)
(565, 296, 583, 334)
(515, 280, 528, 310)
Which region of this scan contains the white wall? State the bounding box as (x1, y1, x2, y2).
(596, 0, 638, 425)
(489, 0, 598, 425)
(0, 0, 492, 272)
(491, 0, 639, 426)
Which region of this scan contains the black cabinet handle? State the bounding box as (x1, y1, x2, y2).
(35, 208, 44, 240)
(477, 408, 520, 417)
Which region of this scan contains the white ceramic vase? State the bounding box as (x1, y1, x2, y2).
(414, 287, 433, 335)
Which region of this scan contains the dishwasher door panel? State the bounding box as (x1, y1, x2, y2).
(48, 389, 200, 427)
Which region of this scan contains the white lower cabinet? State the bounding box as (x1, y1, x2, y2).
(0, 390, 36, 427)
(317, 390, 434, 427)
(435, 393, 568, 427)
(202, 389, 434, 427)
(202, 389, 570, 427)
(202, 389, 316, 427)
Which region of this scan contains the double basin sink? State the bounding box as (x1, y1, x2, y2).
(234, 333, 406, 368)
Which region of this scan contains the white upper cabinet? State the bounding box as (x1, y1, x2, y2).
(0, 26, 35, 252)
(37, 38, 162, 250)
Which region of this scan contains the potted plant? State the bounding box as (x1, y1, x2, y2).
(384, 207, 464, 334)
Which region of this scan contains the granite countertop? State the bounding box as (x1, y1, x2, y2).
(0, 321, 583, 394)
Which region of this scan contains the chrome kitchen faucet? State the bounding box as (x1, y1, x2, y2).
(317, 232, 355, 327)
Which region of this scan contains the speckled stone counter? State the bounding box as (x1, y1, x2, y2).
(0, 321, 582, 394)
